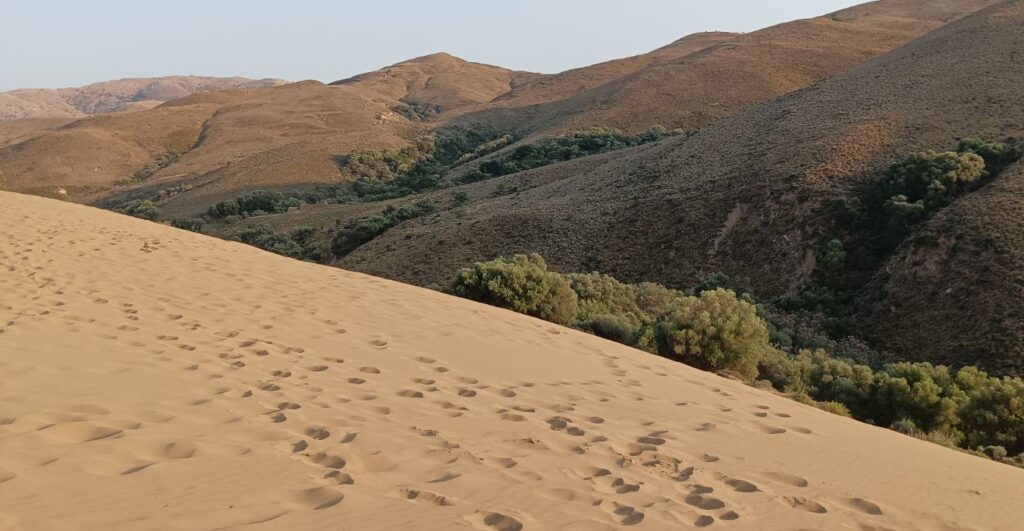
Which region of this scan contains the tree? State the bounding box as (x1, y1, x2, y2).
(451, 254, 578, 325)
(644, 289, 771, 382)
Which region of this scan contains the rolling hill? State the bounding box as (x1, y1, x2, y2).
(0, 76, 286, 121)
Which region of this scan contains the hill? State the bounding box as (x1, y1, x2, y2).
(332, 0, 1024, 374)
(0, 0, 994, 217)
(1, 190, 1022, 530)
(0, 76, 286, 121)
(450, 0, 1000, 137)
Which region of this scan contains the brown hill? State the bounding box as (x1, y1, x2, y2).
(0, 56, 534, 211)
(337, 0, 1024, 373)
(0, 76, 286, 121)
(332, 52, 539, 110)
(452, 0, 1000, 137)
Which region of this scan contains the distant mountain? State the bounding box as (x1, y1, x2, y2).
(0, 76, 286, 121)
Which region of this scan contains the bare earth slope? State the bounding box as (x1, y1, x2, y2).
(343, 0, 1024, 372)
(0, 76, 286, 121)
(1, 191, 1023, 530)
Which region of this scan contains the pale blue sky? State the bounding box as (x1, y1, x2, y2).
(1, 0, 863, 91)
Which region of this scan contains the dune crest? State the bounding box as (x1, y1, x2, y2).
(0, 191, 1021, 529)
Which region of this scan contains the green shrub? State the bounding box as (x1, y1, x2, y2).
(462, 128, 679, 183)
(236, 225, 303, 259)
(114, 200, 160, 221)
(642, 289, 771, 382)
(818, 401, 852, 417)
(131, 150, 183, 182)
(577, 314, 638, 344)
(330, 201, 435, 257)
(451, 254, 578, 325)
(170, 218, 205, 233)
(959, 376, 1024, 454)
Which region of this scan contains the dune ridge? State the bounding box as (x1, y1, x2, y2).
(1, 191, 1022, 530)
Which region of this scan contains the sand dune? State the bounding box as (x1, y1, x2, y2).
(0, 191, 1022, 530)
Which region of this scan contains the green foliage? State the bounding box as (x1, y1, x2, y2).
(235, 225, 328, 262)
(447, 254, 1024, 464)
(129, 150, 183, 183)
(114, 200, 160, 221)
(345, 136, 436, 182)
(451, 254, 579, 325)
(393, 99, 442, 121)
(170, 218, 205, 233)
(462, 127, 679, 183)
(959, 376, 1024, 454)
(330, 201, 435, 257)
(644, 289, 771, 382)
(237, 225, 303, 259)
(207, 190, 301, 219)
(452, 191, 469, 206)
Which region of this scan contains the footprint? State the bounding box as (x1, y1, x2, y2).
(468, 511, 523, 531)
(360, 367, 381, 374)
(370, 340, 388, 348)
(458, 389, 477, 398)
(764, 471, 809, 488)
(846, 497, 883, 515)
(348, 378, 366, 385)
(308, 452, 347, 470)
(695, 515, 715, 527)
(396, 488, 455, 506)
(305, 426, 331, 440)
(306, 365, 329, 372)
(783, 496, 827, 514)
(725, 478, 759, 493)
(397, 390, 424, 398)
(685, 494, 725, 510)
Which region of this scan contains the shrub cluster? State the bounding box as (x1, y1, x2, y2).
(113, 199, 160, 221)
(170, 218, 205, 233)
(760, 350, 1024, 459)
(450, 255, 1024, 466)
(451, 254, 578, 324)
(330, 201, 435, 257)
(207, 190, 302, 219)
(114, 150, 183, 185)
(235, 225, 327, 262)
(462, 127, 678, 183)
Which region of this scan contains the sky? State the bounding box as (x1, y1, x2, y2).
(1, 0, 864, 91)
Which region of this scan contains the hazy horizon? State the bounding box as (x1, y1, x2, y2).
(2, 0, 863, 91)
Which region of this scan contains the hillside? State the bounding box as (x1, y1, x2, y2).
(333, 0, 1024, 373)
(450, 0, 999, 137)
(0, 0, 994, 217)
(0, 76, 286, 121)
(1, 190, 1022, 530)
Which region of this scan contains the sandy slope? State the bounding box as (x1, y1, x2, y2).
(0, 192, 1022, 531)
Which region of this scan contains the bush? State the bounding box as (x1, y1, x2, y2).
(131, 150, 182, 182)
(451, 254, 578, 325)
(170, 218, 205, 233)
(236, 225, 303, 259)
(818, 401, 852, 417)
(959, 376, 1024, 454)
(577, 314, 638, 344)
(114, 200, 160, 221)
(207, 191, 299, 219)
(462, 128, 679, 183)
(641, 289, 771, 382)
(330, 201, 435, 257)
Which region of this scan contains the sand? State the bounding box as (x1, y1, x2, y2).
(0, 191, 1022, 530)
